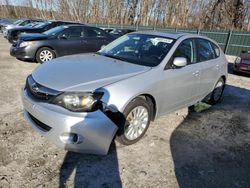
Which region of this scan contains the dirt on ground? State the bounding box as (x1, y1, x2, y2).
(0, 35, 249, 188)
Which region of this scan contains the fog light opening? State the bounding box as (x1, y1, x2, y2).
(60, 133, 82, 144)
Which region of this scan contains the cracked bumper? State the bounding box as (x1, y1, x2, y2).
(21, 89, 118, 155)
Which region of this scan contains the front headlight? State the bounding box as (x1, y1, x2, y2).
(235, 57, 241, 64)
(19, 41, 35, 48)
(51, 92, 104, 112)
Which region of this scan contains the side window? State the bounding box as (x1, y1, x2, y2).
(196, 39, 215, 62)
(85, 28, 106, 38)
(67, 27, 83, 38)
(210, 42, 220, 58)
(44, 24, 53, 30)
(172, 39, 196, 64)
(20, 20, 29, 26)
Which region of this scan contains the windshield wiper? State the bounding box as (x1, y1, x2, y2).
(102, 54, 127, 62)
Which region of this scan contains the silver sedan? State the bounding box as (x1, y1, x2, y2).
(21, 31, 228, 155)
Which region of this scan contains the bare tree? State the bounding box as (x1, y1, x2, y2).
(0, 0, 249, 31)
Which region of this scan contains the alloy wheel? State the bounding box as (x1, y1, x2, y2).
(39, 50, 53, 62)
(124, 106, 149, 140)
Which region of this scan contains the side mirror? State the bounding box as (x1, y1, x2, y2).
(173, 57, 187, 68)
(60, 34, 68, 39)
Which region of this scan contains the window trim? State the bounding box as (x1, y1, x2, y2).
(165, 38, 197, 70)
(84, 27, 107, 38)
(195, 38, 220, 63)
(210, 41, 220, 58)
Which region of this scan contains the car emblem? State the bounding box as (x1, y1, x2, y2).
(31, 83, 39, 93)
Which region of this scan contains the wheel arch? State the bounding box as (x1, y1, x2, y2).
(126, 93, 157, 122)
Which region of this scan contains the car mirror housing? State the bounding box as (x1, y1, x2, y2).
(173, 57, 187, 67)
(60, 34, 68, 39)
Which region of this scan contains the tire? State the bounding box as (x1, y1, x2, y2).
(116, 97, 151, 145)
(36, 47, 55, 63)
(208, 77, 225, 105)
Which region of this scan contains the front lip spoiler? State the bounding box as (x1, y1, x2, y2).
(22, 89, 118, 155)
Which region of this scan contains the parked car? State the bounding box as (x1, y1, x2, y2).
(0, 18, 14, 32)
(4, 21, 43, 40)
(233, 50, 250, 75)
(6, 20, 81, 43)
(3, 18, 43, 38)
(10, 25, 115, 63)
(109, 29, 135, 37)
(21, 31, 227, 155)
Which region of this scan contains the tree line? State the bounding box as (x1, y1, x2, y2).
(0, 0, 250, 31)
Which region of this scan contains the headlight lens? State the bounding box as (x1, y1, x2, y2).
(19, 41, 35, 48)
(235, 57, 241, 64)
(51, 92, 103, 112)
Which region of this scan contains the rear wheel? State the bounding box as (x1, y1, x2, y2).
(208, 77, 225, 105)
(36, 47, 55, 63)
(116, 97, 151, 145)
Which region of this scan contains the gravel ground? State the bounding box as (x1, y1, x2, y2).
(0, 35, 249, 188)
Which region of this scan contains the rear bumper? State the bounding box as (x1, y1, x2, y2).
(21, 89, 118, 155)
(10, 45, 36, 61)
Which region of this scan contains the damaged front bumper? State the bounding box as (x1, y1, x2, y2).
(21, 89, 118, 155)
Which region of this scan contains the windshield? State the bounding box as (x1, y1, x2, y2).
(33, 22, 49, 28)
(25, 22, 39, 27)
(43, 26, 66, 36)
(13, 20, 22, 25)
(99, 34, 175, 67)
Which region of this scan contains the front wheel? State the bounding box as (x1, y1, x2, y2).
(116, 97, 151, 145)
(36, 47, 55, 63)
(208, 77, 225, 105)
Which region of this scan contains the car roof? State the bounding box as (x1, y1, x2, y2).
(47, 20, 81, 24)
(133, 30, 195, 39)
(21, 18, 43, 21)
(58, 24, 86, 28)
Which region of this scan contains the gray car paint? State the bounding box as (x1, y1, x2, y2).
(22, 31, 228, 155)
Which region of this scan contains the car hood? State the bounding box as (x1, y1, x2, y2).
(32, 54, 151, 92)
(19, 33, 48, 41)
(5, 24, 17, 30)
(10, 25, 29, 30)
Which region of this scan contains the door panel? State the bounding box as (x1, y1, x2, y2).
(157, 63, 201, 115)
(83, 28, 110, 52)
(199, 59, 220, 96)
(157, 38, 203, 115)
(55, 27, 84, 56)
(195, 39, 220, 97)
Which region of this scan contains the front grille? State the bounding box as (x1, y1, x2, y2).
(25, 75, 60, 101)
(28, 112, 52, 132)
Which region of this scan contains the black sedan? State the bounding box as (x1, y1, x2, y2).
(10, 25, 115, 63)
(7, 20, 82, 43)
